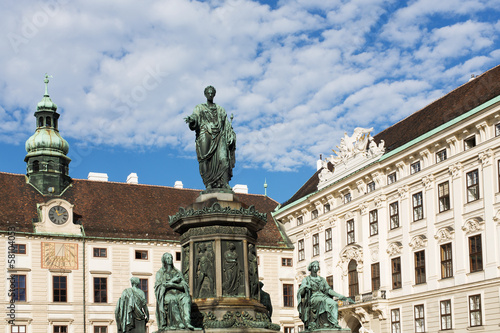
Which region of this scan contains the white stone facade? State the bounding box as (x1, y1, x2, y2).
(273, 95, 500, 332)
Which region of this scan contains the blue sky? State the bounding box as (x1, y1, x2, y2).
(1, 0, 499, 203)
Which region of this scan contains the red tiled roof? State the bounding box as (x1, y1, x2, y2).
(0, 172, 287, 248)
(281, 64, 500, 207)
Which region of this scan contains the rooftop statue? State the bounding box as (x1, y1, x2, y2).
(185, 86, 236, 192)
(115, 277, 149, 333)
(155, 252, 194, 330)
(298, 261, 354, 331)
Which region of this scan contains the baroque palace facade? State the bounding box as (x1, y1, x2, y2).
(273, 64, 500, 332)
(0, 79, 296, 333)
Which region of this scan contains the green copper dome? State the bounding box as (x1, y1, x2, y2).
(25, 128, 69, 156)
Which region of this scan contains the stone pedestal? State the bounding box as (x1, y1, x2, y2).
(169, 193, 279, 331)
(302, 329, 351, 333)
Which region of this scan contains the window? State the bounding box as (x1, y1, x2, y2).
(348, 260, 358, 298)
(139, 278, 149, 303)
(284, 327, 294, 333)
(298, 239, 305, 261)
(387, 172, 397, 184)
(441, 243, 453, 279)
(312, 233, 319, 256)
(371, 263, 380, 291)
(346, 219, 355, 244)
(469, 235, 483, 272)
(94, 277, 107, 303)
(53, 276, 67, 302)
(53, 326, 67, 333)
(436, 149, 447, 163)
(496, 123, 500, 136)
(369, 209, 378, 236)
(391, 309, 401, 333)
(440, 300, 452, 330)
(12, 274, 26, 301)
(412, 192, 423, 221)
(392, 257, 401, 289)
(367, 181, 376, 193)
(311, 209, 318, 220)
(135, 250, 148, 260)
(410, 161, 421, 174)
(464, 136, 476, 150)
(414, 250, 426, 284)
(12, 244, 26, 254)
(325, 228, 332, 252)
(297, 216, 303, 226)
(283, 284, 294, 307)
(11, 325, 26, 333)
(390, 202, 399, 229)
(469, 294, 482, 327)
(344, 192, 352, 203)
(94, 327, 107, 333)
(414, 304, 425, 333)
(466, 169, 479, 202)
(93, 248, 107, 258)
(324, 203, 330, 213)
(282, 258, 293, 267)
(438, 182, 450, 212)
(175, 251, 181, 261)
(326, 275, 334, 289)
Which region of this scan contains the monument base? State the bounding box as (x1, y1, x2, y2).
(302, 329, 351, 333)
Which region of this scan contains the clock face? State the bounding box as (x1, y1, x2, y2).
(48, 206, 69, 225)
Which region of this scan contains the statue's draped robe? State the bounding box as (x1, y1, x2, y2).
(223, 249, 240, 295)
(115, 287, 148, 333)
(188, 103, 236, 189)
(154, 266, 192, 330)
(297, 275, 342, 330)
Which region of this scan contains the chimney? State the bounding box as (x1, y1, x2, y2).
(174, 181, 183, 189)
(233, 184, 248, 194)
(127, 173, 138, 184)
(88, 172, 108, 181)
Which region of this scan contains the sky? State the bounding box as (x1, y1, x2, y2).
(0, 0, 499, 204)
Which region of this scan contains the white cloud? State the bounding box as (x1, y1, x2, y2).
(0, 0, 499, 171)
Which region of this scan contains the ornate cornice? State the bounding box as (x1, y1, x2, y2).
(169, 202, 266, 225)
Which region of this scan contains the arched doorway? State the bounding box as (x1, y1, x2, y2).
(348, 259, 359, 299)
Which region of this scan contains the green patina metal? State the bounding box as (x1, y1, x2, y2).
(202, 311, 280, 330)
(24, 74, 71, 195)
(169, 202, 267, 225)
(273, 94, 500, 216)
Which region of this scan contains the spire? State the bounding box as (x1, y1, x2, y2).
(25, 74, 71, 195)
(264, 178, 268, 197)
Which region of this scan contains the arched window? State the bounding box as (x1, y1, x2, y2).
(54, 118, 58, 129)
(46, 117, 51, 127)
(348, 260, 359, 299)
(32, 160, 39, 172)
(38, 117, 44, 127)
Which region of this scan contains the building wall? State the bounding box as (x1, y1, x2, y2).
(2, 235, 293, 333)
(274, 95, 500, 332)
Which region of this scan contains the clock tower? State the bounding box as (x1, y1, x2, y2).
(25, 74, 71, 195)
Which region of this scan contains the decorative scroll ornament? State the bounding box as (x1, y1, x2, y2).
(462, 217, 484, 234)
(422, 174, 434, 190)
(354, 307, 370, 324)
(327, 215, 338, 227)
(356, 180, 366, 195)
(448, 162, 462, 179)
(344, 211, 354, 220)
(397, 185, 409, 198)
(374, 194, 386, 208)
(493, 210, 500, 225)
(386, 242, 403, 256)
(434, 226, 455, 243)
(478, 149, 492, 167)
(169, 202, 266, 225)
(359, 202, 368, 215)
(409, 235, 427, 250)
(337, 245, 363, 276)
(371, 304, 387, 320)
(303, 226, 311, 237)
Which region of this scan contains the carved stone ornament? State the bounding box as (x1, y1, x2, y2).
(327, 215, 337, 227)
(303, 226, 311, 237)
(337, 245, 363, 276)
(357, 180, 366, 195)
(386, 242, 403, 256)
(374, 195, 386, 208)
(493, 210, 500, 225)
(359, 202, 368, 215)
(462, 217, 485, 235)
(371, 171, 383, 187)
(169, 202, 266, 225)
(371, 304, 387, 320)
(370, 247, 379, 263)
(422, 174, 434, 190)
(448, 162, 462, 179)
(434, 226, 455, 243)
(344, 211, 354, 220)
(202, 311, 279, 331)
(409, 235, 428, 250)
(397, 185, 409, 198)
(478, 149, 492, 167)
